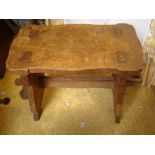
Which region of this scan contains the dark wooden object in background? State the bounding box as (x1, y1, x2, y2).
(0, 20, 12, 105)
(0, 20, 13, 78)
(7, 24, 144, 123)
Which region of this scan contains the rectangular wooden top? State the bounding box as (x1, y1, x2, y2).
(7, 24, 144, 75)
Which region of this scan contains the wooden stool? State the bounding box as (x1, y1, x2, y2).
(6, 24, 144, 123)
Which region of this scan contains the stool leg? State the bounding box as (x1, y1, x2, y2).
(20, 74, 44, 121)
(113, 74, 127, 123)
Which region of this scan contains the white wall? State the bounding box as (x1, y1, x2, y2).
(64, 19, 151, 45)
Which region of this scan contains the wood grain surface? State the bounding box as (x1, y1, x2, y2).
(7, 24, 144, 75)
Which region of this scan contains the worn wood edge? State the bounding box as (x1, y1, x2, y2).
(6, 67, 143, 77)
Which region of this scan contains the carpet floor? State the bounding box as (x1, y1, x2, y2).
(0, 71, 155, 135)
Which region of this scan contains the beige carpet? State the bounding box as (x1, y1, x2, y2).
(0, 71, 155, 135)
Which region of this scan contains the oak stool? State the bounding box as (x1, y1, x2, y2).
(7, 24, 144, 123)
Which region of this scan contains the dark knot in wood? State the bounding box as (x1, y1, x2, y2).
(18, 50, 32, 63)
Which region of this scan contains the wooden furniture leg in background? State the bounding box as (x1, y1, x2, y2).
(0, 98, 10, 105)
(112, 74, 127, 123)
(15, 74, 44, 121)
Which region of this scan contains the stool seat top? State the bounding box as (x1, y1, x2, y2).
(7, 24, 144, 75)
